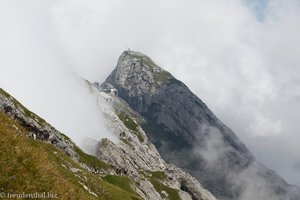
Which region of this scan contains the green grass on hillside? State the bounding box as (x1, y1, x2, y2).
(74, 145, 111, 171)
(102, 175, 138, 196)
(143, 170, 179, 200)
(0, 110, 141, 200)
(118, 112, 139, 132)
(149, 178, 180, 200)
(150, 171, 167, 180)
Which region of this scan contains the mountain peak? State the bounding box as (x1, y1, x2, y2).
(103, 51, 300, 200)
(107, 50, 172, 97)
(118, 50, 162, 72)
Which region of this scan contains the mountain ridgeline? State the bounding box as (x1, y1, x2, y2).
(1, 50, 300, 200)
(103, 50, 300, 200)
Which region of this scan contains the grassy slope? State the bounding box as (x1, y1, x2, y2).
(143, 171, 180, 200)
(0, 89, 141, 200)
(118, 112, 145, 143)
(149, 178, 180, 200)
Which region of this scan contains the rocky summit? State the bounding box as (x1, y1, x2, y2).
(103, 50, 300, 200)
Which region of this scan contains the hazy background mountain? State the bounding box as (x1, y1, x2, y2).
(0, 0, 300, 186)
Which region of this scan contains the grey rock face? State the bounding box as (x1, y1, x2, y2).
(87, 83, 217, 200)
(104, 51, 300, 200)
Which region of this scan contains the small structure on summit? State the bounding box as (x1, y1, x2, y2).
(110, 88, 118, 96)
(101, 87, 118, 96)
(95, 82, 118, 96)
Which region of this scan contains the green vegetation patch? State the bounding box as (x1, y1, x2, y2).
(143, 170, 167, 180)
(143, 169, 178, 200)
(150, 171, 167, 180)
(135, 132, 145, 143)
(154, 70, 171, 83)
(113, 98, 144, 125)
(74, 145, 111, 171)
(149, 178, 180, 200)
(121, 138, 134, 148)
(118, 112, 139, 132)
(118, 112, 145, 143)
(102, 175, 137, 195)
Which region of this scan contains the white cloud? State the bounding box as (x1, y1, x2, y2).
(0, 0, 115, 155)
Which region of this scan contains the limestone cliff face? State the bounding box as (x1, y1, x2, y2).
(87, 83, 217, 200)
(103, 51, 300, 200)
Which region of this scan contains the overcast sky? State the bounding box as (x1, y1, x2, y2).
(0, 0, 299, 186)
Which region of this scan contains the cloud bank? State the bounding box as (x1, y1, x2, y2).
(0, 1, 115, 154)
(1, 0, 299, 186)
